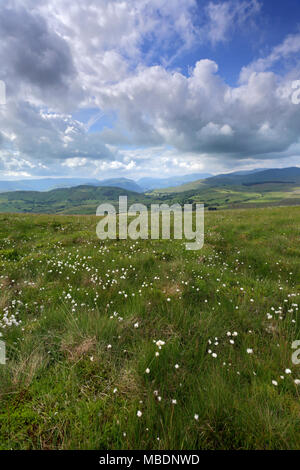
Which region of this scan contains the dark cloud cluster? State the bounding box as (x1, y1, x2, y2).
(0, 5, 81, 109)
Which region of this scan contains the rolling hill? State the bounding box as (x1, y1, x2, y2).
(1, 167, 300, 214)
(150, 167, 300, 209)
(205, 167, 300, 187)
(153, 167, 300, 193)
(0, 185, 152, 215)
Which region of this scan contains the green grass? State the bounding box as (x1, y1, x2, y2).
(0, 207, 300, 449)
(151, 182, 300, 209)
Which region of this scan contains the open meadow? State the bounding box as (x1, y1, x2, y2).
(0, 207, 300, 450)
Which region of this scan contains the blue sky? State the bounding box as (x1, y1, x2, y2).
(185, 0, 300, 84)
(1, 0, 300, 180)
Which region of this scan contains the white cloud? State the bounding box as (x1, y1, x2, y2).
(0, 101, 114, 168)
(240, 33, 300, 82)
(0, 0, 300, 179)
(94, 59, 300, 161)
(206, 0, 261, 45)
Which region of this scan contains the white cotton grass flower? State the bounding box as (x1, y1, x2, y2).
(134, 322, 139, 328)
(247, 348, 253, 354)
(194, 414, 199, 421)
(171, 399, 177, 405)
(285, 368, 292, 374)
(174, 364, 179, 369)
(294, 379, 300, 385)
(212, 353, 217, 358)
(113, 388, 117, 394)
(272, 380, 278, 386)
(107, 344, 112, 349)
(145, 368, 150, 374)
(137, 410, 142, 417)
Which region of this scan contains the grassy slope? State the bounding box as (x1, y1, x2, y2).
(0, 207, 300, 449)
(149, 179, 207, 193)
(151, 182, 300, 209)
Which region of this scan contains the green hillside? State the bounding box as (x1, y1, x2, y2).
(150, 168, 300, 209)
(0, 185, 152, 215)
(1, 168, 300, 215)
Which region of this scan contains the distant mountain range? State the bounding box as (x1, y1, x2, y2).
(96, 178, 143, 193)
(1, 168, 299, 195)
(0, 173, 212, 194)
(152, 167, 300, 192)
(0, 177, 141, 193)
(137, 173, 212, 190)
(0, 177, 100, 193)
(0, 167, 300, 214)
(204, 167, 300, 187)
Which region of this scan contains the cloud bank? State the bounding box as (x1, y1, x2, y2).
(0, 0, 300, 179)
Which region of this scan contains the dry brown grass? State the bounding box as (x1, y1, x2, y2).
(116, 367, 141, 396)
(0, 290, 10, 311)
(161, 282, 182, 296)
(10, 350, 48, 388)
(61, 336, 96, 362)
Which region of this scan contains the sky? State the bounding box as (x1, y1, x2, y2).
(1, 0, 300, 180)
